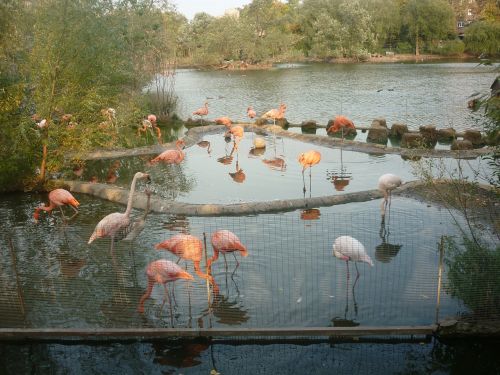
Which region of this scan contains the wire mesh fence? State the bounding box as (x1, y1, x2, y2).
(0, 204, 498, 338)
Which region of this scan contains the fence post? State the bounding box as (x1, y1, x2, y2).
(435, 236, 445, 325)
(8, 237, 26, 321)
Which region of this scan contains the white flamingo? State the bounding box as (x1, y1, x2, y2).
(377, 173, 402, 217)
(88, 172, 150, 254)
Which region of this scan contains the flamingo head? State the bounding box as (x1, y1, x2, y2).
(134, 172, 151, 183)
(33, 207, 41, 223)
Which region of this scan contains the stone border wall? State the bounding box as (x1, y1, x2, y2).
(63, 180, 431, 216)
(78, 123, 493, 161)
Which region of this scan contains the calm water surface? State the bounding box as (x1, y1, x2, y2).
(167, 62, 497, 131)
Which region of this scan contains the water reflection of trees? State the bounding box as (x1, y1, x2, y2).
(72, 155, 196, 201)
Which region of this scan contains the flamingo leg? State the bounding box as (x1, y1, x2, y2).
(309, 166, 312, 196)
(345, 260, 350, 282)
(223, 252, 228, 272)
(231, 252, 240, 277)
(58, 206, 68, 222)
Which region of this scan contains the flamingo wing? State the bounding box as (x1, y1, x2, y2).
(88, 212, 129, 243)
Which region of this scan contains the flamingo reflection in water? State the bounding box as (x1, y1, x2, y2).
(197, 140, 211, 155)
(300, 208, 321, 220)
(152, 339, 210, 368)
(229, 159, 246, 183)
(375, 215, 403, 263)
(155, 234, 219, 295)
(137, 259, 194, 323)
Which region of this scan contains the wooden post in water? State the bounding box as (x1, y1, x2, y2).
(435, 236, 445, 325)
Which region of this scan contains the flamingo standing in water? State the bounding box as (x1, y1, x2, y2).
(150, 139, 186, 164)
(34, 189, 80, 223)
(298, 150, 321, 194)
(247, 106, 256, 120)
(327, 115, 356, 141)
(261, 103, 286, 125)
(333, 235, 374, 282)
(137, 259, 194, 314)
(193, 102, 209, 124)
(155, 234, 219, 294)
(378, 173, 402, 217)
(208, 230, 248, 272)
(197, 140, 211, 155)
(226, 125, 244, 151)
(88, 172, 150, 254)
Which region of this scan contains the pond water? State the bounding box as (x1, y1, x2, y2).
(166, 62, 497, 132)
(0, 190, 484, 331)
(68, 132, 490, 204)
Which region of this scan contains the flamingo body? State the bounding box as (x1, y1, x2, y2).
(298, 150, 321, 171)
(253, 137, 266, 149)
(151, 139, 185, 164)
(147, 114, 157, 124)
(155, 233, 219, 293)
(137, 259, 194, 313)
(215, 117, 232, 127)
(34, 188, 80, 222)
(378, 173, 402, 216)
(262, 104, 286, 124)
(209, 230, 248, 268)
(88, 172, 150, 248)
(247, 106, 256, 119)
(333, 236, 374, 267)
(327, 115, 355, 133)
(193, 102, 209, 124)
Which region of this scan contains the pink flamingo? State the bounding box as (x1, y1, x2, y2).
(208, 230, 248, 272)
(147, 114, 157, 124)
(247, 106, 256, 119)
(261, 103, 286, 125)
(137, 259, 194, 314)
(225, 125, 244, 151)
(377, 173, 402, 217)
(155, 234, 219, 294)
(298, 150, 321, 194)
(150, 139, 186, 164)
(327, 115, 356, 140)
(88, 172, 150, 254)
(215, 117, 232, 127)
(193, 102, 209, 124)
(34, 188, 80, 223)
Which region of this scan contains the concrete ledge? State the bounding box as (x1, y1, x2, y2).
(63, 180, 430, 216)
(78, 124, 494, 161)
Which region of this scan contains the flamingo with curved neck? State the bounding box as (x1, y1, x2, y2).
(150, 139, 186, 164)
(88, 171, 150, 254)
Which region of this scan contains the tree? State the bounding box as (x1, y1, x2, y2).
(464, 20, 500, 56)
(401, 0, 455, 55)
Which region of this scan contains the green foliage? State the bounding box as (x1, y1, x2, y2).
(444, 236, 500, 318)
(464, 21, 500, 57)
(427, 39, 465, 55)
(402, 0, 455, 55)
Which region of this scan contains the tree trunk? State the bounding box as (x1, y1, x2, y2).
(40, 143, 47, 182)
(415, 25, 420, 56)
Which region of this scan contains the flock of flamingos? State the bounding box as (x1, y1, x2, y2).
(32, 101, 403, 317)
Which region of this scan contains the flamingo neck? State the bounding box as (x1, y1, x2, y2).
(41, 202, 55, 212)
(138, 279, 154, 313)
(125, 173, 141, 216)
